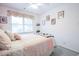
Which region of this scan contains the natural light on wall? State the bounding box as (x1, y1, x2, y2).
(12, 16, 33, 33)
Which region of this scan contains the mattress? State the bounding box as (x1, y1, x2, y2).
(0, 34, 54, 56)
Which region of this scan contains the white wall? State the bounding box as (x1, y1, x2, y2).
(0, 5, 38, 33)
(40, 4, 79, 52)
(0, 6, 11, 31)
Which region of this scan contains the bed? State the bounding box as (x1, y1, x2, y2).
(0, 34, 54, 56)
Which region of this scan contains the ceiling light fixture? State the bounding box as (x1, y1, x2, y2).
(30, 3, 43, 9)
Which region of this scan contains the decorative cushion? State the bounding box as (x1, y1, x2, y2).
(14, 33, 21, 40)
(5, 31, 16, 41)
(0, 29, 11, 50)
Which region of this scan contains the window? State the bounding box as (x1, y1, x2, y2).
(12, 16, 33, 33)
(24, 18, 33, 32)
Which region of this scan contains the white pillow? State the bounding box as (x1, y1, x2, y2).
(5, 31, 16, 41)
(0, 29, 11, 50)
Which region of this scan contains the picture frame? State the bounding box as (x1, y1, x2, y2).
(51, 18, 56, 25)
(58, 11, 64, 19)
(46, 15, 50, 21)
(0, 16, 7, 24)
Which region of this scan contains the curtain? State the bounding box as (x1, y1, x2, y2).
(7, 10, 34, 19)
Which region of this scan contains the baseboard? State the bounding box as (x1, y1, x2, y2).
(57, 45, 79, 54)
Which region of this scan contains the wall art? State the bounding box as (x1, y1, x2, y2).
(51, 18, 56, 25)
(58, 11, 64, 19)
(0, 16, 7, 24)
(46, 15, 50, 21)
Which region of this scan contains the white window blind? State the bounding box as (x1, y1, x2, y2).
(12, 16, 33, 33)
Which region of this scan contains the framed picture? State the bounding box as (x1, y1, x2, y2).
(51, 18, 56, 25)
(46, 15, 50, 21)
(0, 16, 7, 24)
(58, 11, 64, 19)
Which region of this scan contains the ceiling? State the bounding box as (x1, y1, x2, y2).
(0, 3, 62, 15)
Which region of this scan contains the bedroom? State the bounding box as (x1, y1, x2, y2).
(0, 3, 79, 56)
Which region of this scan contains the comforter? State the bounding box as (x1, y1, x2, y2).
(0, 34, 54, 56)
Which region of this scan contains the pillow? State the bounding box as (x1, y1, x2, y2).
(14, 33, 21, 40)
(5, 31, 16, 41)
(0, 29, 11, 50)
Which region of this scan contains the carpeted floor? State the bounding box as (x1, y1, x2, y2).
(50, 46, 79, 56)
